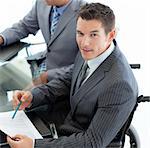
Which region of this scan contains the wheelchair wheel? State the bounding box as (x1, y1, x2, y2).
(126, 124, 140, 148)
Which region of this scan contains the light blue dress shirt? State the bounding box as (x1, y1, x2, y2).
(51, 0, 73, 18)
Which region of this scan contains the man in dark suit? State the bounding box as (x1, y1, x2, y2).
(8, 3, 138, 148)
(0, 0, 86, 106)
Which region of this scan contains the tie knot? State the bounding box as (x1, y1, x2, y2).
(82, 62, 88, 72)
(74, 62, 89, 92)
(52, 6, 60, 17)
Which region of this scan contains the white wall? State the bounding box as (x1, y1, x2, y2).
(0, 0, 150, 147)
(0, 0, 44, 47)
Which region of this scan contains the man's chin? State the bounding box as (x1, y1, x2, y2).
(81, 53, 92, 61)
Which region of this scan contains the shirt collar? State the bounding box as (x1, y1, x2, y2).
(56, 0, 73, 15)
(87, 43, 115, 72)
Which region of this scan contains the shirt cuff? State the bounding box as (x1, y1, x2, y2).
(0, 34, 7, 46)
(32, 139, 35, 148)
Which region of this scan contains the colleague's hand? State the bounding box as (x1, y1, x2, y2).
(0, 36, 4, 45)
(12, 90, 33, 110)
(32, 71, 48, 86)
(23, 71, 48, 90)
(7, 135, 33, 148)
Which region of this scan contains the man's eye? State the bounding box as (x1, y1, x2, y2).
(91, 33, 97, 37)
(77, 32, 84, 36)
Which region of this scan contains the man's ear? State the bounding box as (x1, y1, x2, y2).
(108, 28, 117, 43)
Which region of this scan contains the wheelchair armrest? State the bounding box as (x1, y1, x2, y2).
(130, 64, 140, 69)
(106, 141, 122, 148)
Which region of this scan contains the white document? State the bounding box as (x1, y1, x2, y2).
(0, 61, 9, 66)
(0, 110, 43, 139)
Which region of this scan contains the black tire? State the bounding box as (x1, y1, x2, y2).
(126, 125, 141, 148)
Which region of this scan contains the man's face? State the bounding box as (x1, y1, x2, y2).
(45, 0, 69, 6)
(76, 17, 115, 61)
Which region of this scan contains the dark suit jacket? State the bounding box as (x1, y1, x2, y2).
(31, 41, 138, 147)
(0, 0, 86, 75)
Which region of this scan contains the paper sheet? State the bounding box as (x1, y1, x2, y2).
(0, 61, 9, 66)
(0, 110, 43, 139)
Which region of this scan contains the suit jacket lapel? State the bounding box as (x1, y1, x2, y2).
(37, 4, 51, 43)
(71, 64, 106, 115)
(48, 1, 78, 47)
(70, 54, 84, 95)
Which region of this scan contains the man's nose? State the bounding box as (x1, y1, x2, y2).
(82, 36, 91, 46)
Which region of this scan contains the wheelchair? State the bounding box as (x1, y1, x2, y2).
(107, 63, 150, 148)
(107, 95, 150, 148)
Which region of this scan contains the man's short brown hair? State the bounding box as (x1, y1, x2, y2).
(78, 3, 115, 35)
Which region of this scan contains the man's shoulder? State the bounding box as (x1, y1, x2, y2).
(71, 0, 87, 10)
(77, 0, 87, 5)
(36, 0, 46, 6)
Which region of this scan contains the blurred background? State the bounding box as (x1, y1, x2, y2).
(0, 0, 150, 147)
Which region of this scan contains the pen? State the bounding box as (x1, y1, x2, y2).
(12, 101, 22, 119)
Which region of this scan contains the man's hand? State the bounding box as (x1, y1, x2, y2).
(7, 135, 33, 148)
(0, 36, 4, 45)
(12, 90, 33, 110)
(32, 71, 48, 86)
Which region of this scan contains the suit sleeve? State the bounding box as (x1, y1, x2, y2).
(30, 64, 74, 109)
(35, 80, 137, 148)
(0, 0, 39, 45)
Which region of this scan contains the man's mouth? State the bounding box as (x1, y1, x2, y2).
(82, 48, 92, 52)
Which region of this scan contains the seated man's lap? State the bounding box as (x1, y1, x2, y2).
(26, 96, 70, 129)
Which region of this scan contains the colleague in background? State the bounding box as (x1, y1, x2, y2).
(8, 3, 138, 148)
(0, 0, 86, 106)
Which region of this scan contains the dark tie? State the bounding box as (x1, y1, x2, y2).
(75, 62, 89, 91)
(50, 6, 60, 36)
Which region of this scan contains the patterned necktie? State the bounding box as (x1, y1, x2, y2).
(50, 6, 60, 36)
(75, 62, 89, 91)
